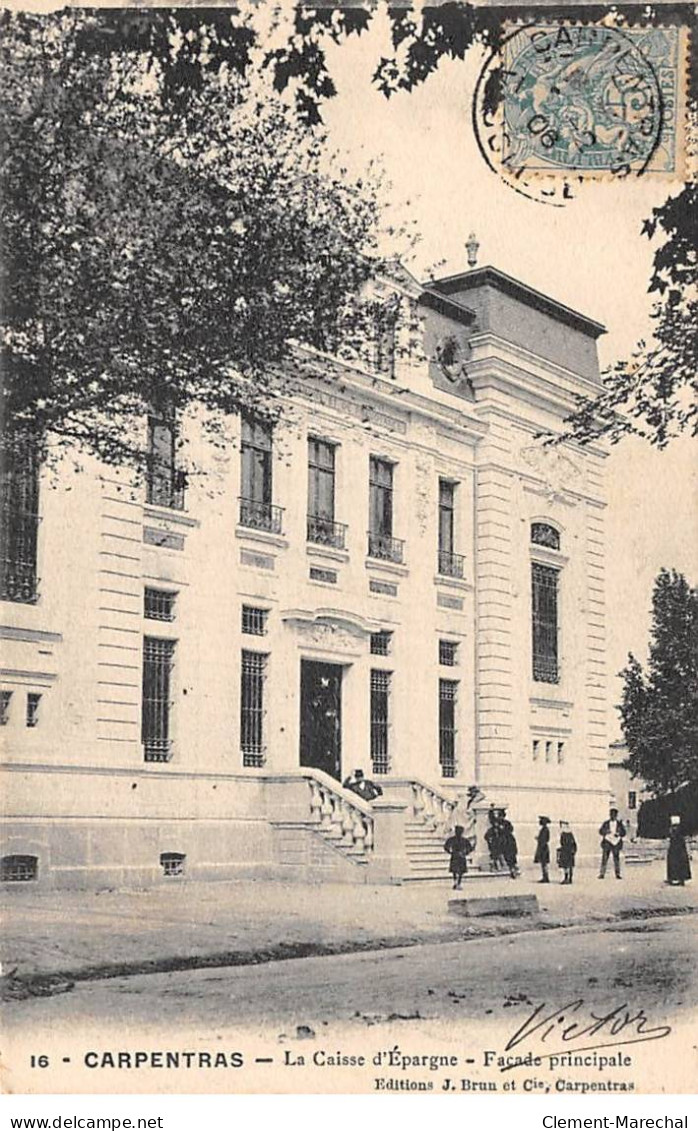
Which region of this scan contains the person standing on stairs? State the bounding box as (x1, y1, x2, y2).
(444, 825, 470, 890)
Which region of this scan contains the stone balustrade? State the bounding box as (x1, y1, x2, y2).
(308, 777, 374, 855)
(411, 780, 457, 831)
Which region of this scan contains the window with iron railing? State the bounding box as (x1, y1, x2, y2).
(437, 479, 464, 577)
(146, 416, 186, 510)
(142, 636, 176, 762)
(1, 854, 38, 882)
(144, 587, 177, 622)
(439, 640, 458, 667)
(160, 851, 186, 877)
(370, 630, 392, 657)
(1, 438, 40, 604)
(369, 456, 393, 536)
(242, 605, 268, 636)
(532, 562, 560, 683)
(439, 679, 458, 778)
(241, 650, 267, 767)
(307, 438, 345, 547)
(239, 418, 281, 532)
(370, 669, 391, 775)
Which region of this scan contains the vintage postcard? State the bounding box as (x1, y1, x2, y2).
(1, 0, 696, 1100)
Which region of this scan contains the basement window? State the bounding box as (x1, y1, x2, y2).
(160, 852, 186, 877)
(1, 854, 38, 882)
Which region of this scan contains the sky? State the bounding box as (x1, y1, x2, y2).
(316, 16, 697, 737)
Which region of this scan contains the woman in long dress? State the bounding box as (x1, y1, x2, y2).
(667, 815, 691, 885)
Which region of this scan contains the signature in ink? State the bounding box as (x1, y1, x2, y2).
(504, 998, 672, 1059)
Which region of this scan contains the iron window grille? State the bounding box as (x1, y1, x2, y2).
(146, 416, 186, 511)
(142, 636, 176, 762)
(532, 563, 560, 683)
(439, 679, 458, 778)
(531, 522, 561, 551)
(1, 438, 41, 604)
(1, 854, 38, 882)
(241, 650, 267, 767)
(26, 692, 41, 728)
(160, 851, 186, 877)
(144, 588, 177, 622)
(439, 640, 458, 667)
(370, 630, 392, 656)
(0, 690, 11, 726)
(242, 605, 268, 636)
(370, 669, 391, 775)
(238, 497, 284, 534)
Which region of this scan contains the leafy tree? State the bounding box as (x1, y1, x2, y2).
(620, 568, 698, 795)
(0, 10, 392, 470)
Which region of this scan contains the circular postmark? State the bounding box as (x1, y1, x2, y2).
(473, 23, 665, 203)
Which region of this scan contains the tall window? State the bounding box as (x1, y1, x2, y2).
(369, 457, 403, 561)
(240, 419, 281, 532)
(142, 637, 176, 762)
(308, 439, 344, 547)
(532, 563, 559, 682)
(241, 651, 267, 767)
(146, 415, 185, 510)
(370, 669, 391, 775)
(439, 679, 458, 778)
(1, 438, 40, 604)
(437, 479, 463, 578)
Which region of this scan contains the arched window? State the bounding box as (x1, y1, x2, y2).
(160, 851, 185, 877)
(531, 522, 561, 551)
(1, 854, 38, 882)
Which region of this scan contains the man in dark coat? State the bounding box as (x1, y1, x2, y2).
(497, 808, 519, 879)
(343, 768, 383, 802)
(444, 825, 470, 890)
(534, 816, 551, 882)
(598, 807, 626, 879)
(666, 815, 691, 885)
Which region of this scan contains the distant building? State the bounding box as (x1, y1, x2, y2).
(608, 741, 650, 841)
(1, 263, 611, 887)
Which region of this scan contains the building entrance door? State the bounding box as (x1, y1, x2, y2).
(299, 660, 343, 781)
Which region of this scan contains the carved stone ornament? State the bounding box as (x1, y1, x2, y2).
(435, 332, 473, 388)
(282, 609, 373, 654)
(519, 443, 584, 498)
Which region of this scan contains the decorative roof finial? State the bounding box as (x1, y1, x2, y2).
(466, 231, 479, 269)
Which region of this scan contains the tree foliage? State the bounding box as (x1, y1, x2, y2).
(0, 10, 392, 469)
(560, 180, 698, 449)
(620, 569, 698, 795)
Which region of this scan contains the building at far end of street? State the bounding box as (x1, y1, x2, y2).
(1, 259, 613, 887)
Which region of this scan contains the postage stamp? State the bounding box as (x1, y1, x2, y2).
(476, 22, 688, 183)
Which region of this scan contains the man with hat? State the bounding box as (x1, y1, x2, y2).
(598, 806, 626, 879)
(343, 768, 383, 803)
(534, 815, 551, 883)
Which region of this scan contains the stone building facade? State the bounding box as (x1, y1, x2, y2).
(0, 264, 613, 887)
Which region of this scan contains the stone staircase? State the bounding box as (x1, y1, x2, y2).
(403, 819, 501, 882)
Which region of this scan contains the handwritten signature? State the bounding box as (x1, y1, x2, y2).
(504, 998, 672, 1061)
